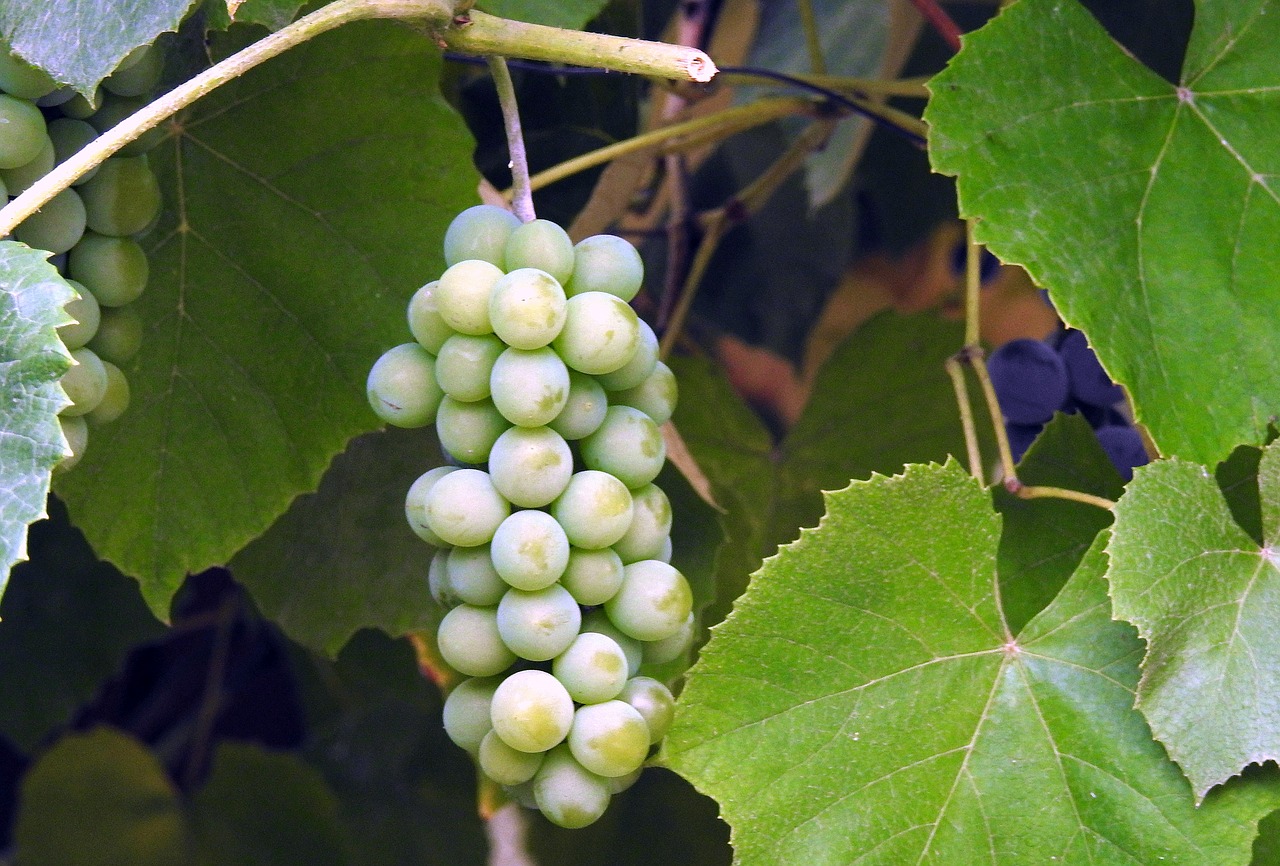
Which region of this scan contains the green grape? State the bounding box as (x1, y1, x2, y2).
(487, 425, 572, 508)
(58, 280, 101, 350)
(436, 259, 503, 335)
(434, 332, 505, 402)
(596, 318, 658, 392)
(407, 280, 456, 353)
(67, 232, 148, 306)
(489, 346, 570, 428)
(404, 465, 458, 546)
(103, 44, 163, 97)
(479, 729, 544, 786)
(610, 360, 677, 425)
(56, 416, 88, 472)
(429, 548, 459, 608)
(641, 611, 693, 666)
(608, 767, 642, 795)
(563, 234, 644, 301)
(612, 483, 672, 564)
(434, 396, 509, 464)
(78, 155, 162, 237)
(496, 583, 581, 661)
(552, 631, 629, 704)
(47, 118, 101, 186)
(59, 347, 108, 416)
(87, 305, 143, 364)
(437, 604, 517, 677)
(551, 470, 633, 550)
(366, 343, 443, 428)
(14, 188, 87, 255)
(1, 133, 53, 195)
(490, 669, 574, 753)
(604, 560, 692, 642)
(88, 94, 164, 155)
(488, 267, 567, 350)
(0, 43, 57, 99)
(443, 677, 501, 753)
(560, 547, 624, 606)
(580, 406, 665, 489)
(490, 510, 570, 591)
(444, 204, 521, 268)
(60, 88, 100, 120)
(503, 219, 575, 284)
(552, 291, 641, 376)
(35, 88, 75, 108)
(566, 700, 649, 778)
(532, 744, 611, 829)
(581, 609, 642, 677)
(547, 370, 607, 440)
(619, 676, 675, 743)
(424, 468, 511, 547)
(84, 360, 129, 425)
(445, 544, 508, 606)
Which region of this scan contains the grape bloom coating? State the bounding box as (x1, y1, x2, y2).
(367, 205, 686, 828)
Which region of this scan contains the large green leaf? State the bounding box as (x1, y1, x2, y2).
(1107, 442, 1280, 798)
(0, 0, 195, 95)
(927, 0, 1280, 466)
(666, 461, 1280, 864)
(0, 243, 74, 595)
(53, 20, 478, 617)
(474, 0, 609, 30)
(205, 0, 304, 30)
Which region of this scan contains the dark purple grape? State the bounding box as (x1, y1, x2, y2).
(1059, 328, 1124, 408)
(1096, 425, 1149, 482)
(986, 339, 1069, 425)
(1006, 422, 1042, 463)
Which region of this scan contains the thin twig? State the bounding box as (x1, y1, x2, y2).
(964, 220, 981, 347)
(720, 69, 931, 99)
(945, 356, 984, 483)
(907, 0, 964, 52)
(1011, 483, 1116, 511)
(487, 56, 534, 222)
(969, 348, 1018, 481)
(797, 0, 827, 74)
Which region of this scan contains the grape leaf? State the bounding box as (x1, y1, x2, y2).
(53, 20, 479, 618)
(206, 0, 304, 30)
(926, 0, 1280, 466)
(0, 0, 195, 95)
(1107, 442, 1280, 797)
(0, 243, 74, 597)
(666, 461, 1280, 864)
(474, 0, 609, 30)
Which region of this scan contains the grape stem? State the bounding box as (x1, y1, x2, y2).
(798, 0, 827, 74)
(0, 0, 717, 238)
(487, 57, 535, 222)
(1008, 481, 1117, 511)
(907, 0, 964, 52)
(945, 356, 984, 484)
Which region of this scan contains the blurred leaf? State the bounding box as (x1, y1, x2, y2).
(474, 0, 609, 29)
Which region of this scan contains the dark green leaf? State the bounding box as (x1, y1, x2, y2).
(667, 461, 1280, 863)
(53, 20, 479, 618)
(205, 0, 303, 30)
(474, 0, 609, 30)
(927, 0, 1280, 466)
(1107, 442, 1280, 797)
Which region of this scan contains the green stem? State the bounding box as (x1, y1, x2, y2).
(450, 10, 717, 82)
(945, 356, 984, 484)
(487, 56, 534, 222)
(964, 220, 981, 347)
(970, 348, 1018, 482)
(1012, 483, 1116, 511)
(797, 0, 827, 74)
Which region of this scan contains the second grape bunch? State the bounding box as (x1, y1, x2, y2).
(368, 205, 689, 829)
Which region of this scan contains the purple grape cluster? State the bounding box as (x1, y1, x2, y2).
(987, 329, 1148, 480)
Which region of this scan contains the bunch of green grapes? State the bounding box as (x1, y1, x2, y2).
(368, 205, 688, 829)
(0, 41, 164, 469)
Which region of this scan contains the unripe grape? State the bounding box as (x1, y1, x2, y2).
(404, 466, 458, 546)
(367, 343, 443, 428)
(553, 292, 641, 375)
(619, 676, 675, 744)
(612, 483, 672, 564)
(429, 548, 459, 608)
(0, 43, 57, 99)
(548, 370, 607, 440)
(532, 744, 611, 829)
(479, 729, 544, 786)
(78, 155, 163, 237)
(496, 583, 581, 661)
(15, 188, 87, 255)
(67, 233, 148, 306)
(443, 677, 501, 753)
(490, 510, 570, 591)
(611, 361, 677, 425)
(48, 118, 101, 185)
(58, 281, 101, 350)
(444, 204, 521, 268)
(59, 347, 108, 416)
(436, 259, 504, 335)
(84, 360, 129, 425)
(564, 234, 644, 301)
(641, 611, 694, 666)
(580, 406, 665, 489)
(487, 425, 572, 508)
(489, 346, 570, 428)
(488, 267, 567, 350)
(445, 544, 508, 606)
(103, 44, 163, 98)
(503, 219, 575, 284)
(567, 700, 649, 778)
(407, 280, 456, 353)
(435, 333, 505, 402)
(437, 604, 516, 677)
(423, 468, 510, 547)
(553, 631, 629, 704)
(57, 416, 88, 472)
(490, 669, 574, 753)
(551, 470, 633, 550)
(87, 306, 143, 364)
(605, 560, 692, 642)
(434, 396, 508, 464)
(581, 609, 642, 677)
(596, 318, 658, 392)
(0, 94, 47, 169)
(1, 134, 54, 195)
(559, 547, 624, 606)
